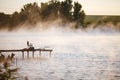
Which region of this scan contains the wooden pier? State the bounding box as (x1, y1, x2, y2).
(0, 48, 53, 58)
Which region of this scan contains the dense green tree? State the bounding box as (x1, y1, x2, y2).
(0, 12, 10, 29)
(73, 2, 85, 28)
(20, 2, 40, 24)
(10, 12, 19, 26)
(0, 0, 86, 30)
(40, 0, 60, 21)
(48, 0, 60, 19)
(59, 0, 73, 21)
(40, 2, 51, 20)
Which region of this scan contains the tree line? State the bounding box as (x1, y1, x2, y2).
(0, 0, 85, 31)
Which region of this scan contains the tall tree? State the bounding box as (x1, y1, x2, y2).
(10, 11, 20, 27)
(0, 12, 10, 29)
(20, 2, 40, 24)
(73, 2, 85, 28)
(59, 0, 73, 21)
(40, 0, 60, 21)
(49, 0, 60, 19)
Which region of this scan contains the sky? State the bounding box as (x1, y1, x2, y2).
(0, 0, 120, 15)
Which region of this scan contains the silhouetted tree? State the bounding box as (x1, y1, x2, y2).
(20, 2, 40, 25)
(10, 12, 19, 27)
(73, 2, 85, 28)
(59, 0, 73, 22)
(48, 0, 60, 19)
(0, 12, 10, 28)
(40, 0, 60, 21)
(0, 0, 86, 30)
(40, 2, 51, 21)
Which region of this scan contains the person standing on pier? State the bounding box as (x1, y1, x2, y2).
(27, 41, 29, 48)
(27, 41, 34, 50)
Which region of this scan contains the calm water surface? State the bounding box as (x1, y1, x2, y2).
(0, 31, 120, 80)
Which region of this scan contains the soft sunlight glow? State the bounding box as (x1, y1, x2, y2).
(0, 0, 120, 15)
(79, 0, 120, 15)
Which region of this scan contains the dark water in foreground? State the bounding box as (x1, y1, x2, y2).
(0, 32, 120, 80)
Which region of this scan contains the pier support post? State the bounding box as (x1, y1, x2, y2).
(32, 51, 34, 58)
(49, 51, 52, 58)
(39, 51, 41, 57)
(27, 51, 29, 58)
(22, 51, 24, 59)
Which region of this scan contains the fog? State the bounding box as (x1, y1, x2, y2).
(0, 24, 120, 80)
(0, 24, 120, 52)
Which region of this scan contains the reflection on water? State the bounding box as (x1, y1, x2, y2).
(0, 32, 120, 80)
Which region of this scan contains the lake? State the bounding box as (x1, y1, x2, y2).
(0, 29, 120, 80)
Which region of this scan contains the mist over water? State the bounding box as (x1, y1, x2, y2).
(0, 26, 120, 80)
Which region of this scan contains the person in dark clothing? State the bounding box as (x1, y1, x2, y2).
(27, 41, 29, 48)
